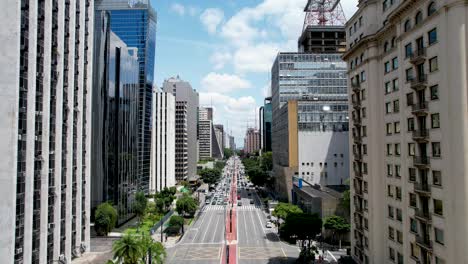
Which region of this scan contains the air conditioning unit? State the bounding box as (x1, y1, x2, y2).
(15, 247, 23, 254)
(48, 223, 55, 229)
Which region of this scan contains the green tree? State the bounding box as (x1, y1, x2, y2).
(272, 203, 303, 220)
(94, 202, 118, 236)
(140, 234, 166, 264)
(199, 168, 222, 185)
(112, 234, 144, 264)
(339, 190, 350, 214)
(260, 151, 273, 171)
(176, 194, 198, 217)
(134, 191, 148, 224)
(168, 215, 185, 234)
(223, 148, 234, 159)
(323, 215, 350, 245)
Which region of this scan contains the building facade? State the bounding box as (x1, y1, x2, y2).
(212, 124, 224, 159)
(91, 25, 140, 225)
(95, 0, 157, 193)
(162, 76, 199, 181)
(198, 118, 212, 160)
(344, 1, 468, 263)
(150, 91, 176, 193)
(260, 97, 273, 152)
(0, 0, 93, 262)
(244, 128, 261, 154)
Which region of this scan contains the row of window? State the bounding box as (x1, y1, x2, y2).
(349, 16, 363, 36)
(384, 57, 399, 74)
(403, 2, 437, 33)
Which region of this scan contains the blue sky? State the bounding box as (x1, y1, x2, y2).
(151, 0, 358, 146)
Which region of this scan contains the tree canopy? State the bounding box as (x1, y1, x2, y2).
(199, 168, 222, 185)
(323, 215, 350, 243)
(223, 148, 234, 159)
(280, 213, 322, 249)
(242, 156, 270, 186)
(94, 202, 118, 236)
(176, 194, 198, 217)
(272, 202, 303, 220)
(134, 191, 148, 221)
(112, 234, 166, 264)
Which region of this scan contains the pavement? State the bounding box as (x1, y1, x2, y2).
(166, 157, 300, 264)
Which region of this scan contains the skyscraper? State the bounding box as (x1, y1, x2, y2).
(0, 0, 93, 262)
(162, 76, 199, 182)
(91, 8, 140, 225)
(95, 0, 157, 193)
(150, 91, 176, 193)
(344, 1, 468, 263)
(260, 97, 273, 152)
(244, 128, 261, 154)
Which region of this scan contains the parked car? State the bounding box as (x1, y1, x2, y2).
(250, 200, 254, 204)
(265, 221, 273, 228)
(238, 201, 242, 206)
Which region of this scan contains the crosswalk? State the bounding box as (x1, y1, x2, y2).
(202, 205, 262, 212)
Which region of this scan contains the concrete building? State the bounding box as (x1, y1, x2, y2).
(199, 107, 213, 121)
(212, 125, 224, 159)
(0, 0, 93, 262)
(214, 124, 225, 153)
(244, 128, 261, 154)
(198, 117, 212, 160)
(95, 0, 157, 193)
(91, 23, 140, 225)
(343, 1, 468, 264)
(150, 91, 176, 194)
(229, 135, 236, 150)
(162, 76, 199, 181)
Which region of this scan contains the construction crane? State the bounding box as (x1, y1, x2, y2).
(303, 0, 347, 31)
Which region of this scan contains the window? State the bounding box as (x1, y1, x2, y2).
(388, 206, 394, 218)
(389, 247, 395, 261)
(410, 218, 418, 233)
(432, 142, 441, 157)
(387, 123, 393, 135)
(393, 100, 400, 113)
(393, 79, 399, 91)
(363, 144, 368, 155)
(434, 227, 444, 244)
(428, 28, 438, 44)
(396, 230, 403, 243)
(431, 113, 440, 128)
(388, 226, 395, 240)
(361, 71, 366, 82)
(406, 93, 414, 106)
(408, 118, 415, 131)
(385, 81, 392, 94)
(394, 122, 400, 134)
(386, 102, 392, 114)
(430, 85, 439, 100)
(364, 181, 368, 192)
(409, 193, 417, 207)
(409, 168, 416, 182)
(392, 57, 398, 69)
(395, 165, 401, 177)
(349, 27, 353, 36)
(395, 144, 401, 156)
(359, 16, 363, 27)
(433, 170, 442, 186)
(435, 257, 446, 264)
(409, 143, 415, 156)
(434, 199, 443, 216)
(391, 37, 396, 48)
(406, 68, 414, 81)
(362, 126, 367, 137)
(404, 20, 411, 32)
(396, 208, 402, 221)
(387, 144, 393, 155)
(405, 43, 413, 58)
(385, 61, 391, 73)
(361, 89, 366, 100)
(429, 57, 438, 72)
(363, 163, 368, 174)
(362, 107, 367, 118)
(397, 253, 404, 264)
(388, 185, 393, 197)
(415, 11, 423, 25)
(387, 164, 393, 175)
(396, 186, 402, 200)
(428, 2, 437, 16)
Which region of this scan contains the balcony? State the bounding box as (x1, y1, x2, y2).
(414, 182, 431, 196)
(416, 235, 433, 251)
(353, 133, 362, 143)
(413, 156, 431, 168)
(352, 115, 362, 125)
(354, 151, 363, 161)
(352, 82, 361, 92)
(354, 168, 363, 179)
(411, 101, 429, 115)
(355, 205, 364, 215)
(410, 48, 427, 64)
(352, 98, 361, 109)
(355, 240, 364, 249)
(355, 187, 364, 197)
(415, 208, 432, 223)
(410, 75, 428, 90)
(412, 129, 430, 142)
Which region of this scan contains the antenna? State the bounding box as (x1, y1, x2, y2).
(303, 0, 347, 31)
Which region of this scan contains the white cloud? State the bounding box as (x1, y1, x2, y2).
(170, 3, 185, 16)
(201, 72, 251, 94)
(210, 51, 232, 70)
(200, 8, 225, 34)
(233, 43, 280, 73)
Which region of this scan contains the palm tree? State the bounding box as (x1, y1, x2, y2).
(139, 234, 166, 264)
(112, 234, 144, 264)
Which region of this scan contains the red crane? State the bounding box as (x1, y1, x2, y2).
(303, 0, 347, 31)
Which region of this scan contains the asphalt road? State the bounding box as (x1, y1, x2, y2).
(166, 158, 299, 264)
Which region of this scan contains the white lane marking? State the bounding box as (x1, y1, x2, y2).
(201, 206, 217, 242)
(247, 208, 260, 245)
(254, 207, 266, 235)
(241, 207, 249, 244)
(210, 211, 222, 242)
(327, 250, 337, 261)
(192, 207, 213, 243)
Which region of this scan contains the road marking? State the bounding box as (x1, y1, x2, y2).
(327, 250, 337, 261)
(171, 248, 178, 260)
(210, 211, 221, 242)
(281, 247, 287, 257)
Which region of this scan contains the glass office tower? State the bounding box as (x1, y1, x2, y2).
(95, 0, 157, 192)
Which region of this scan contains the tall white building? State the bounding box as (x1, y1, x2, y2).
(150, 91, 176, 193)
(0, 0, 93, 262)
(344, 1, 468, 263)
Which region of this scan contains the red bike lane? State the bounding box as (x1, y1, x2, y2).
(222, 161, 237, 264)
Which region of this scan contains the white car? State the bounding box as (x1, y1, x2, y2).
(265, 222, 274, 228)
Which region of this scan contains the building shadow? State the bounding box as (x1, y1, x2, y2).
(266, 256, 297, 264)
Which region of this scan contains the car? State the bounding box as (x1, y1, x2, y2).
(237, 201, 242, 206)
(205, 200, 210, 205)
(237, 195, 241, 200)
(250, 200, 254, 204)
(265, 222, 273, 228)
(248, 192, 251, 196)
(211, 201, 216, 205)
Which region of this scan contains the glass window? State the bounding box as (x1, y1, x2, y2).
(396, 208, 402, 221)
(409, 168, 416, 182)
(410, 218, 418, 233)
(395, 164, 401, 177)
(435, 257, 445, 264)
(393, 100, 400, 113)
(392, 57, 398, 69)
(395, 143, 401, 156)
(388, 185, 393, 197)
(363, 144, 368, 155)
(434, 227, 444, 244)
(429, 28, 438, 44)
(430, 85, 439, 100)
(391, 37, 396, 48)
(386, 102, 392, 114)
(385, 81, 392, 94)
(432, 142, 441, 157)
(396, 187, 402, 200)
(388, 205, 394, 218)
(387, 123, 393, 135)
(359, 16, 363, 27)
(415, 11, 423, 25)
(361, 71, 366, 82)
(397, 253, 404, 264)
(384, 41, 389, 52)
(409, 193, 417, 207)
(408, 143, 415, 156)
(433, 170, 442, 186)
(430, 57, 438, 72)
(362, 107, 367, 118)
(431, 113, 440, 128)
(408, 118, 415, 131)
(406, 93, 414, 106)
(404, 20, 411, 32)
(388, 226, 394, 239)
(393, 79, 399, 91)
(396, 230, 403, 243)
(405, 43, 413, 58)
(406, 68, 414, 81)
(385, 61, 391, 73)
(394, 122, 400, 134)
(387, 164, 393, 175)
(428, 2, 437, 16)
(434, 199, 443, 216)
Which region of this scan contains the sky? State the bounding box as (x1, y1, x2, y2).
(151, 0, 359, 147)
